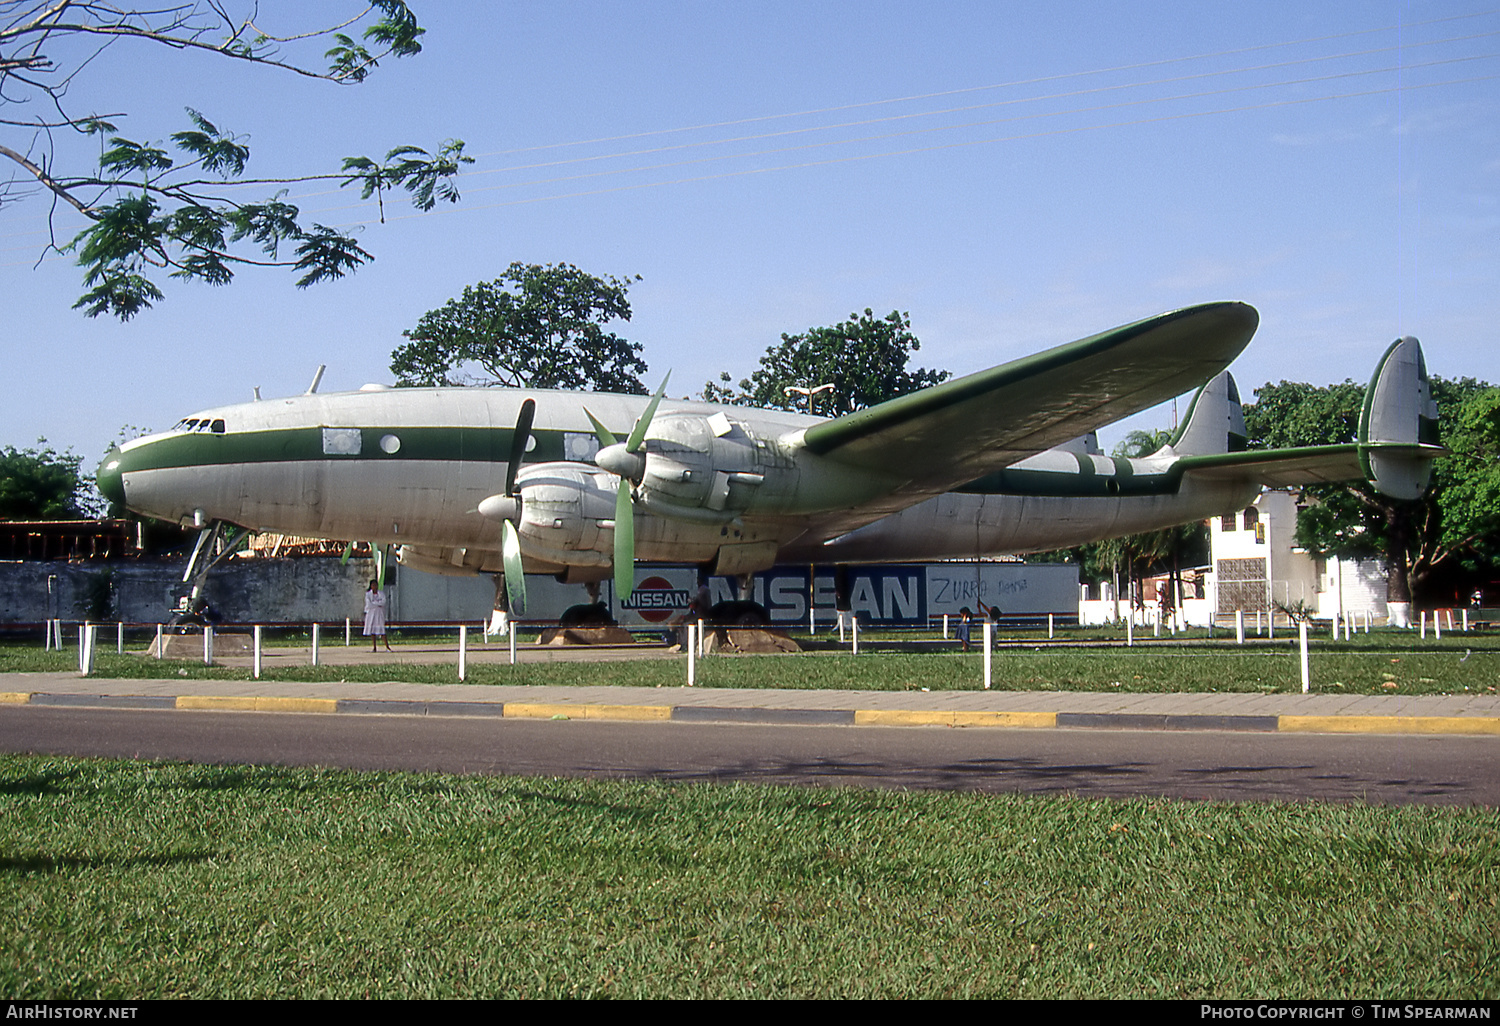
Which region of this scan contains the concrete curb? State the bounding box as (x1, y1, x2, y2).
(6, 690, 1500, 736)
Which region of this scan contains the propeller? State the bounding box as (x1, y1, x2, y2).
(505, 399, 536, 498)
(498, 398, 536, 615)
(585, 373, 670, 602)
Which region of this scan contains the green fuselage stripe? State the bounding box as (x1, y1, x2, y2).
(116, 426, 587, 475)
(955, 464, 1187, 498)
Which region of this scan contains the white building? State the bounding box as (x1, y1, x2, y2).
(1205, 490, 1388, 625)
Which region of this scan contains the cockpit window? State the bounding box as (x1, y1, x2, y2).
(173, 418, 227, 433)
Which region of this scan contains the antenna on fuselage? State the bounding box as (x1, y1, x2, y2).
(253, 386, 262, 401)
(305, 365, 326, 395)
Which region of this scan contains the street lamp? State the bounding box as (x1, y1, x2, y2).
(784, 382, 834, 417)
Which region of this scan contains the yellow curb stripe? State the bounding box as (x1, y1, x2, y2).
(1279, 715, 1500, 736)
(503, 702, 671, 722)
(854, 709, 1057, 729)
(0, 692, 31, 704)
(176, 696, 338, 713)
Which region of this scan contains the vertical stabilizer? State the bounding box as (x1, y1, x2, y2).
(1160, 372, 1246, 457)
(1359, 337, 1439, 500)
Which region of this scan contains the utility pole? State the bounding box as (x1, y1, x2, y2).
(783, 383, 834, 417)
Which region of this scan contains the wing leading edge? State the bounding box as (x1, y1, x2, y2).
(801, 302, 1259, 493)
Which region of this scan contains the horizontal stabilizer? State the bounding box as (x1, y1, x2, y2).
(1178, 337, 1441, 499)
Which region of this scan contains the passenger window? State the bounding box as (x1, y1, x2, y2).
(211, 419, 226, 434)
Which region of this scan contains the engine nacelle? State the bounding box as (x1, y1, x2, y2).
(636, 411, 774, 518)
(513, 462, 617, 567)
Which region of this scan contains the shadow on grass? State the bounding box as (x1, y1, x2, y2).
(0, 765, 86, 797)
(0, 849, 218, 875)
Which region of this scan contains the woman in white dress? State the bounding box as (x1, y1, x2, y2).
(363, 580, 391, 652)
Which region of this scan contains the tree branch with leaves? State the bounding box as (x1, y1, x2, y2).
(1, 1, 470, 319)
(703, 308, 949, 415)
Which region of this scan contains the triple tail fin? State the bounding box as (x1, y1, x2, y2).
(1358, 337, 1441, 501)
(1158, 371, 1246, 457)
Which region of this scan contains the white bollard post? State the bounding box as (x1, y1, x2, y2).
(253, 625, 263, 679)
(1463, 608, 1470, 632)
(687, 624, 696, 686)
(1299, 621, 1310, 693)
(1267, 613, 1274, 641)
(509, 623, 517, 665)
(851, 617, 859, 656)
(809, 601, 815, 635)
(117, 621, 124, 654)
(982, 620, 992, 690)
(1420, 612, 1427, 639)
(345, 617, 351, 646)
(1345, 617, 1352, 641)
(78, 623, 90, 674)
(1048, 612, 1054, 640)
(1126, 615, 1133, 647)
(1447, 609, 1455, 631)
(1256, 610, 1263, 636)
(943, 613, 949, 640)
(1331, 614, 1339, 639)
(203, 625, 214, 666)
(311, 623, 320, 666)
(154, 623, 163, 659)
(1434, 613, 1441, 640)
(1235, 610, 1244, 645)
(1153, 615, 1160, 638)
(458, 625, 467, 681)
(838, 611, 845, 643)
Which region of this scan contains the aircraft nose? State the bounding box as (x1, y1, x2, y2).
(97, 449, 125, 510)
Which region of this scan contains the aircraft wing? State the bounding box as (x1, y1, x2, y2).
(802, 302, 1259, 495)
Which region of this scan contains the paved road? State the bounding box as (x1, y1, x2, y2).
(3, 701, 1495, 805)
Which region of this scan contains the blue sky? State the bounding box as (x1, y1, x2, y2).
(4, 0, 1497, 462)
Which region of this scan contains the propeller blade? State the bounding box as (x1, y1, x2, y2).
(504, 398, 536, 498)
(339, 540, 355, 565)
(583, 407, 617, 448)
(626, 372, 671, 453)
(375, 544, 389, 588)
(613, 478, 635, 603)
(501, 520, 527, 614)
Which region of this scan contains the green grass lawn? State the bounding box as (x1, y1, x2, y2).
(3, 630, 1496, 695)
(2, 755, 1495, 999)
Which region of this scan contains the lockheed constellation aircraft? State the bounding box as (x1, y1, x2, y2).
(96, 302, 1439, 615)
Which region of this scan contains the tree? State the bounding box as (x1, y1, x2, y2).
(702, 309, 949, 414)
(390, 263, 649, 393)
(1434, 387, 1500, 575)
(1242, 375, 1497, 606)
(0, 443, 93, 519)
(2, 2, 470, 319)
